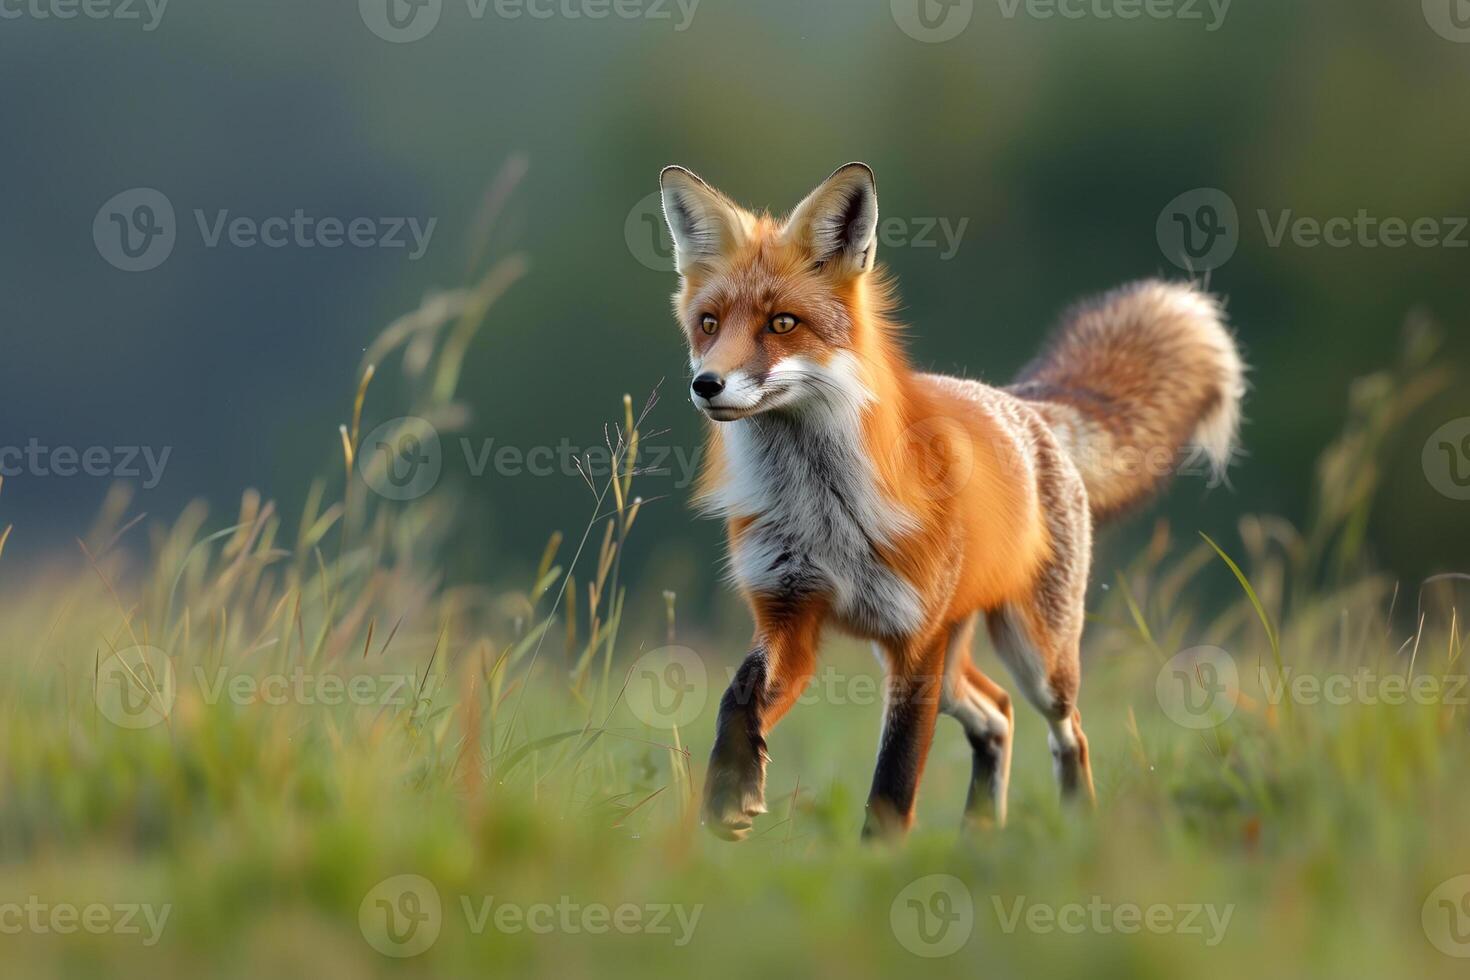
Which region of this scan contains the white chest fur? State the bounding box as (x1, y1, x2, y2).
(700, 356, 925, 639)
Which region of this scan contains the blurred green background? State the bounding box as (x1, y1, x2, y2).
(2, 0, 1467, 598)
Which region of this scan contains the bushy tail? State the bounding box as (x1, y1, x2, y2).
(1010, 280, 1246, 522)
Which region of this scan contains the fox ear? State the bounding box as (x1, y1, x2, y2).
(659, 167, 751, 275)
(784, 163, 879, 275)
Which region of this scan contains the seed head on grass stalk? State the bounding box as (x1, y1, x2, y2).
(494, 388, 663, 761)
(338, 362, 376, 557)
(0, 524, 10, 569)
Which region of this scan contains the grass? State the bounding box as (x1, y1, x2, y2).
(1, 222, 1467, 978)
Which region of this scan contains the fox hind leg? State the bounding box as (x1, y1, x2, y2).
(988, 603, 1096, 807)
(989, 439, 1097, 807)
(939, 614, 1014, 828)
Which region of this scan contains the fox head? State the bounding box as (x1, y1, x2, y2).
(659, 163, 892, 422)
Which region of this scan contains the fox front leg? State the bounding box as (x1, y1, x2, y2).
(702, 608, 822, 841)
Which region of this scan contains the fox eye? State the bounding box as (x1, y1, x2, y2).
(769, 314, 799, 335)
(700, 315, 719, 335)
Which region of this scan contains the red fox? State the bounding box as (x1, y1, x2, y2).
(658, 163, 1246, 840)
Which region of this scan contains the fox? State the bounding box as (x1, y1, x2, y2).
(657, 162, 1246, 841)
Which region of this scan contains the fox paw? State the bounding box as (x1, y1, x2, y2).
(701, 764, 766, 842)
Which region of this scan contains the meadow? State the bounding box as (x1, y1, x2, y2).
(1, 253, 1467, 979)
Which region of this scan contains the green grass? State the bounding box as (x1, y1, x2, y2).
(1, 263, 1466, 979)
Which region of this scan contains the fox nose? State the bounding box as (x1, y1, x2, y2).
(691, 372, 725, 400)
